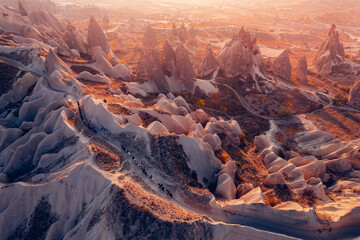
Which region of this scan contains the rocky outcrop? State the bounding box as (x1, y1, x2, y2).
(64, 25, 87, 54)
(178, 23, 188, 42)
(217, 28, 266, 79)
(348, 79, 360, 108)
(87, 15, 109, 53)
(45, 49, 72, 75)
(18, 1, 27, 16)
(313, 24, 360, 75)
(271, 50, 291, 81)
(28, 9, 65, 33)
(170, 23, 178, 41)
(296, 56, 307, 83)
(197, 46, 219, 79)
(162, 41, 178, 78)
(143, 24, 157, 48)
(175, 43, 195, 91)
(137, 48, 168, 92)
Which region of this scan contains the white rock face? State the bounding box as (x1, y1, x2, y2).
(271, 50, 291, 81)
(239, 187, 265, 204)
(217, 28, 266, 80)
(263, 172, 286, 186)
(215, 173, 236, 200)
(45, 49, 72, 75)
(77, 71, 111, 84)
(275, 201, 303, 211)
(147, 121, 169, 134)
(205, 120, 242, 145)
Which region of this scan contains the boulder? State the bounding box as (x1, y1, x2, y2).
(325, 158, 352, 173)
(236, 183, 254, 198)
(215, 173, 236, 201)
(147, 121, 169, 135)
(239, 187, 265, 204)
(263, 172, 286, 186)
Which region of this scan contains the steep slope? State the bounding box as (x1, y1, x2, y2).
(313, 24, 360, 75)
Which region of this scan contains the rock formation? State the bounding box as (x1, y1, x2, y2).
(178, 23, 188, 42)
(197, 46, 219, 79)
(28, 9, 65, 33)
(170, 23, 178, 41)
(174, 43, 195, 91)
(143, 24, 157, 48)
(45, 48, 72, 75)
(87, 15, 109, 53)
(296, 56, 308, 83)
(18, 1, 27, 16)
(313, 24, 360, 75)
(137, 48, 168, 92)
(64, 24, 87, 55)
(271, 50, 292, 81)
(348, 79, 360, 108)
(162, 41, 178, 78)
(217, 27, 266, 79)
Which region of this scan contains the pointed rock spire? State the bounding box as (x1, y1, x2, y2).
(178, 23, 188, 42)
(45, 49, 72, 75)
(102, 15, 110, 32)
(162, 41, 178, 78)
(175, 43, 195, 91)
(18, 1, 27, 16)
(296, 56, 308, 83)
(136, 48, 168, 92)
(271, 50, 292, 80)
(197, 46, 219, 78)
(88, 15, 109, 53)
(313, 24, 344, 74)
(171, 23, 178, 41)
(143, 24, 157, 48)
(64, 24, 87, 54)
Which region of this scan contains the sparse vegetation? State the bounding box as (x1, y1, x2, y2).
(333, 94, 348, 105)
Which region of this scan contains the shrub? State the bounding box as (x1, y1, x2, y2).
(277, 109, 293, 119)
(340, 86, 350, 93)
(333, 94, 348, 105)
